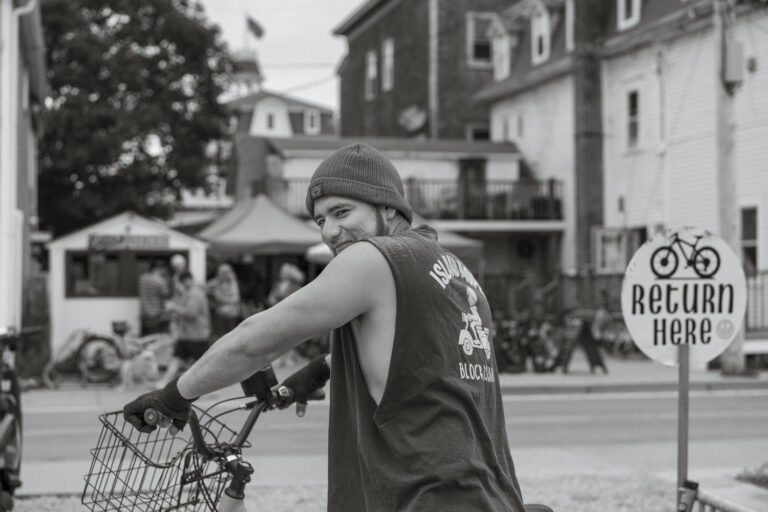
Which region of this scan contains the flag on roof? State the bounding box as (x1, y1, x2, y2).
(246, 15, 264, 39)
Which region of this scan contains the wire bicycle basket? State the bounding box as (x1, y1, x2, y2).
(83, 407, 240, 512)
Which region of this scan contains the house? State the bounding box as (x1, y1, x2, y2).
(597, 0, 768, 336)
(479, 0, 768, 336)
(475, 0, 611, 282)
(225, 89, 335, 138)
(0, 0, 48, 330)
(333, 0, 511, 140)
(229, 134, 567, 313)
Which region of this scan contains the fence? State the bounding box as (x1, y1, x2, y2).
(746, 271, 768, 334)
(690, 488, 761, 512)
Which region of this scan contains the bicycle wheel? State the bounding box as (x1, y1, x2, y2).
(650, 246, 678, 278)
(75, 336, 122, 384)
(0, 369, 23, 508)
(693, 246, 720, 278)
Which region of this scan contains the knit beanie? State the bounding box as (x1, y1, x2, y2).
(305, 143, 413, 223)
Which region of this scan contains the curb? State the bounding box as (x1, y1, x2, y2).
(499, 380, 768, 395)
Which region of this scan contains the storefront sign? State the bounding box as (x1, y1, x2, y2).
(620, 227, 747, 368)
(88, 234, 169, 251)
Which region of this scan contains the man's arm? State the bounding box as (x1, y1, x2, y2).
(177, 242, 387, 399)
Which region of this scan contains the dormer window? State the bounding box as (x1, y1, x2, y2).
(467, 13, 497, 68)
(304, 109, 320, 135)
(531, 6, 551, 65)
(365, 50, 378, 101)
(618, 0, 641, 31)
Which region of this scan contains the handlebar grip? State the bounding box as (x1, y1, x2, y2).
(144, 408, 179, 435)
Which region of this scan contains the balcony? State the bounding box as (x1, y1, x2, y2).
(263, 177, 563, 221)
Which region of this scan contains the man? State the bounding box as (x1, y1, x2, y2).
(124, 143, 528, 511)
(137, 260, 169, 335)
(155, 270, 211, 388)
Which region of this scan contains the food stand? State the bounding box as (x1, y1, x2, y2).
(47, 212, 207, 351)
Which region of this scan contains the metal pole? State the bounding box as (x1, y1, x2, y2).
(677, 343, 690, 494)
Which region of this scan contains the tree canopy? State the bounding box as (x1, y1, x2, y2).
(40, 0, 232, 236)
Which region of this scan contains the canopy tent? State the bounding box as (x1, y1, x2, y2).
(305, 213, 483, 265)
(198, 195, 321, 255)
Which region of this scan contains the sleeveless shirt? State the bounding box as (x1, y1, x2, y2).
(327, 226, 525, 511)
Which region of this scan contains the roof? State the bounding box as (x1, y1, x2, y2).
(48, 211, 207, 249)
(264, 136, 520, 157)
(474, 0, 573, 104)
(224, 89, 333, 113)
(333, 0, 390, 36)
(198, 195, 322, 255)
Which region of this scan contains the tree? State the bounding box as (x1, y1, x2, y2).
(39, 0, 232, 236)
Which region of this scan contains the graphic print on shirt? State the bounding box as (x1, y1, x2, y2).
(457, 287, 496, 383)
(458, 286, 491, 359)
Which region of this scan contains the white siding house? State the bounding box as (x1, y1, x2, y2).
(601, 9, 768, 274)
(490, 75, 578, 273)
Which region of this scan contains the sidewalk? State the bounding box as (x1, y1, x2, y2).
(497, 351, 768, 394)
(21, 351, 768, 413)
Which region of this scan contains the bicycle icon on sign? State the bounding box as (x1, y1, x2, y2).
(650, 233, 721, 279)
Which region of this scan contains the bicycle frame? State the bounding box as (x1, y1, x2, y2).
(669, 234, 702, 265)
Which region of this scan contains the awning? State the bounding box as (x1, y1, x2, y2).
(198, 195, 322, 255)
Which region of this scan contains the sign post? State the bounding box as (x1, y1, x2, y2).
(621, 227, 746, 508)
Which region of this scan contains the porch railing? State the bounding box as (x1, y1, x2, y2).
(691, 488, 762, 512)
(263, 177, 563, 221)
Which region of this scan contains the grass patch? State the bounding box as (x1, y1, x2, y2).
(737, 463, 768, 490)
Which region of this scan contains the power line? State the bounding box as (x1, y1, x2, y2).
(281, 74, 337, 93)
(262, 62, 337, 69)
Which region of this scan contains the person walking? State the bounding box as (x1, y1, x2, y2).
(155, 271, 211, 388)
(137, 260, 170, 336)
(207, 263, 242, 337)
(124, 143, 531, 511)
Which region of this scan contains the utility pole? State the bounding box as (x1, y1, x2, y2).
(714, 0, 745, 374)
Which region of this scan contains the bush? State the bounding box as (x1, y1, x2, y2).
(737, 463, 768, 490)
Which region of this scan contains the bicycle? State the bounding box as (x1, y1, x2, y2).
(650, 233, 720, 279)
(82, 365, 554, 512)
(0, 325, 42, 511)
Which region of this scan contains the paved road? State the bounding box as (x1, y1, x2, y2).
(24, 389, 768, 464)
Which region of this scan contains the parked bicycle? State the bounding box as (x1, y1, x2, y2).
(0, 325, 42, 511)
(82, 366, 553, 512)
(43, 321, 174, 389)
(650, 232, 720, 278)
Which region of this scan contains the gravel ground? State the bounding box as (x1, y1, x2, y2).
(14, 473, 676, 511)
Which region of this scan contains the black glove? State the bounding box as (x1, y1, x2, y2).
(123, 377, 197, 433)
(274, 354, 330, 417)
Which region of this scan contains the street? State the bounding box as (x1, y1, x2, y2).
(22, 388, 768, 493)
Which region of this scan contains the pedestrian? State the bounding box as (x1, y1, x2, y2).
(266, 263, 305, 307)
(124, 143, 531, 511)
(207, 263, 242, 337)
(137, 260, 170, 336)
(155, 270, 211, 388)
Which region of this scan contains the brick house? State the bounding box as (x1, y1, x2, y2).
(333, 0, 511, 140)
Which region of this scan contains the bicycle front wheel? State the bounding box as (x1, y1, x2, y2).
(650, 246, 678, 278)
(693, 246, 720, 278)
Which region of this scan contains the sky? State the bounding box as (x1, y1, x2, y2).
(197, 0, 365, 111)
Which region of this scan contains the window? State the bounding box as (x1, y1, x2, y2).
(618, 0, 641, 31)
(492, 34, 511, 81)
(382, 38, 394, 92)
(627, 90, 639, 148)
(266, 112, 274, 130)
(565, 0, 575, 52)
(304, 109, 320, 135)
(467, 13, 496, 67)
(467, 124, 490, 141)
(531, 6, 551, 65)
(66, 251, 186, 297)
(593, 227, 646, 274)
(365, 50, 378, 101)
(742, 207, 758, 276)
(517, 114, 524, 138)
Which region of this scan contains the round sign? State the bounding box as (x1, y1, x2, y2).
(621, 227, 747, 368)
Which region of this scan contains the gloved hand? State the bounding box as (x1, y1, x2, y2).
(273, 354, 330, 417)
(123, 377, 197, 433)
